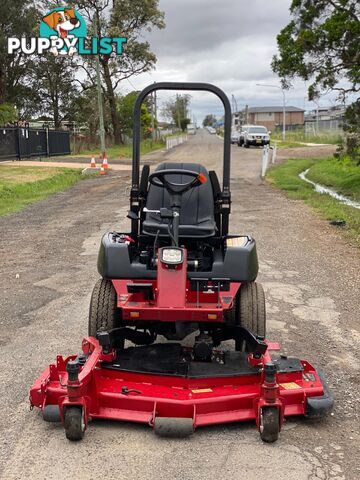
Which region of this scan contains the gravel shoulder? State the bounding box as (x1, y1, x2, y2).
(0, 131, 358, 480)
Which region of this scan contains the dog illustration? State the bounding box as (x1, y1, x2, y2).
(42, 9, 80, 55)
(43, 9, 80, 38)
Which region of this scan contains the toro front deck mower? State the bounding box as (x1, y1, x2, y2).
(30, 83, 333, 442)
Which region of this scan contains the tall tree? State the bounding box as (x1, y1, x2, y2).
(0, 0, 38, 110)
(30, 55, 79, 128)
(203, 114, 217, 127)
(162, 94, 191, 128)
(70, 86, 103, 138)
(117, 91, 152, 138)
(76, 0, 165, 143)
(272, 0, 360, 161)
(271, 0, 360, 100)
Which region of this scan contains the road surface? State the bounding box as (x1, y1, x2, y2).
(0, 129, 359, 480)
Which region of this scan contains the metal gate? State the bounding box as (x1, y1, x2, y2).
(0, 125, 71, 161)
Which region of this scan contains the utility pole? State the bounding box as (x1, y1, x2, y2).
(314, 99, 320, 134)
(151, 90, 155, 141)
(281, 89, 286, 141)
(95, 13, 106, 156)
(151, 83, 158, 141)
(231, 94, 238, 113)
(154, 86, 157, 140)
(176, 94, 181, 130)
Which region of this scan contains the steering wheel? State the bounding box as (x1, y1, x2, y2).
(149, 169, 206, 194)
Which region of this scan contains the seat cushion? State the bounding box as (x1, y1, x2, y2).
(142, 162, 216, 238)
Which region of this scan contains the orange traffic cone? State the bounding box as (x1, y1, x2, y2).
(102, 152, 109, 169)
(90, 156, 96, 168)
(99, 165, 106, 175)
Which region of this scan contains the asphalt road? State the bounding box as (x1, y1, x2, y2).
(0, 129, 359, 480)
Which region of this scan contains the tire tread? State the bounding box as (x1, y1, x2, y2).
(238, 282, 266, 337)
(88, 278, 119, 337)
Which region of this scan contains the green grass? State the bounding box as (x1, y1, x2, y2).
(78, 139, 165, 158)
(0, 166, 82, 216)
(267, 157, 360, 247)
(271, 129, 343, 146)
(307, 157, 360, 202)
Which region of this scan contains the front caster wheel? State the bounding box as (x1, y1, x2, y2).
(259, 407, 279, 443)
(64, 406, 86, 441)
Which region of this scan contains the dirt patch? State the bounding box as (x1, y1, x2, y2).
(278, 144, 337, 161)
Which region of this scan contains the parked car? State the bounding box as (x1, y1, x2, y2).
(243, 125, 270, 148)
(231, 130, 240, 144)
(206, 126, 216, 134)
(187, 123, 196, 135)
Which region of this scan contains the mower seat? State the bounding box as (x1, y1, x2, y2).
(142, 162, 217, 238)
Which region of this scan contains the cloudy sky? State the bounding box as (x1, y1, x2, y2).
(122, 0, 341, 123)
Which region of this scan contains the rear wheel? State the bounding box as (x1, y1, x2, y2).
(236, 282, 266, 350)
(89, 278, 122, 345)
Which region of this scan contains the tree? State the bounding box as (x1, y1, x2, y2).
(271, 0, 360, 100)
(76, 0, 165, 143)
(0, 103, 17, 124)
(70, 86, 102, 138)
(30, 54, 79, 128)
(180, 118, 190, 132)
(117, 91, 152, 138)
(0, 0, 38, 111)
(162, 94, 191, 128)
(203, 114, 217, 127)
(339, 98, 360, 164)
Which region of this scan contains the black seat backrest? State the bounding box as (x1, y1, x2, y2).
(145, 162, 215, 226)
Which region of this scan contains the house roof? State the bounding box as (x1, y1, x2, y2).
(247, 106, 305, 113)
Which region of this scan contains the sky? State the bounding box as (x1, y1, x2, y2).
(122, 0, 344, 124)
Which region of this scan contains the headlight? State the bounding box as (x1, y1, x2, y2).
(161, 247, 183, 265)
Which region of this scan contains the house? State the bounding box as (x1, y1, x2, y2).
(304, 105, 344, 132)
(246, 106, 305, 131)
(305, 105, 345, 122)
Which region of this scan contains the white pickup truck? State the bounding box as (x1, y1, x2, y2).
(243, 125, 270, 148)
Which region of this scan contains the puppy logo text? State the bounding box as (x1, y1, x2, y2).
(8, 7, 127, 56)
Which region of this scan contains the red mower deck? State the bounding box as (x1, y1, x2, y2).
(29, 336, 332, 442)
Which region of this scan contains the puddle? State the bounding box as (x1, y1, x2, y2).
(299, 168, 360, 210)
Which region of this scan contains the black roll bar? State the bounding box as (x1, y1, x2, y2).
(130, 82, 232, 238)
(132, 82, 231, 194)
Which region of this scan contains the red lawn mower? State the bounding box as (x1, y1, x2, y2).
(30, 83, 333, 442)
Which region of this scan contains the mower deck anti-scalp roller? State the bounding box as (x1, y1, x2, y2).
(29, 82, 333, 442)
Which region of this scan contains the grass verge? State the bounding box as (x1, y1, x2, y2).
(0, 166, 82, 216)
(267, 156, 360, 247)
(271, 130, 343, 146)
(79, 139, 165, 158)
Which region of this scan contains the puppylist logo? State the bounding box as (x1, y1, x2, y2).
(8, 7, 127, 56)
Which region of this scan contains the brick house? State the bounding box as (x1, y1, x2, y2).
(246, 106, 305, 131)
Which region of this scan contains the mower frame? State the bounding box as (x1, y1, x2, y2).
(29, 82, 333, 442)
